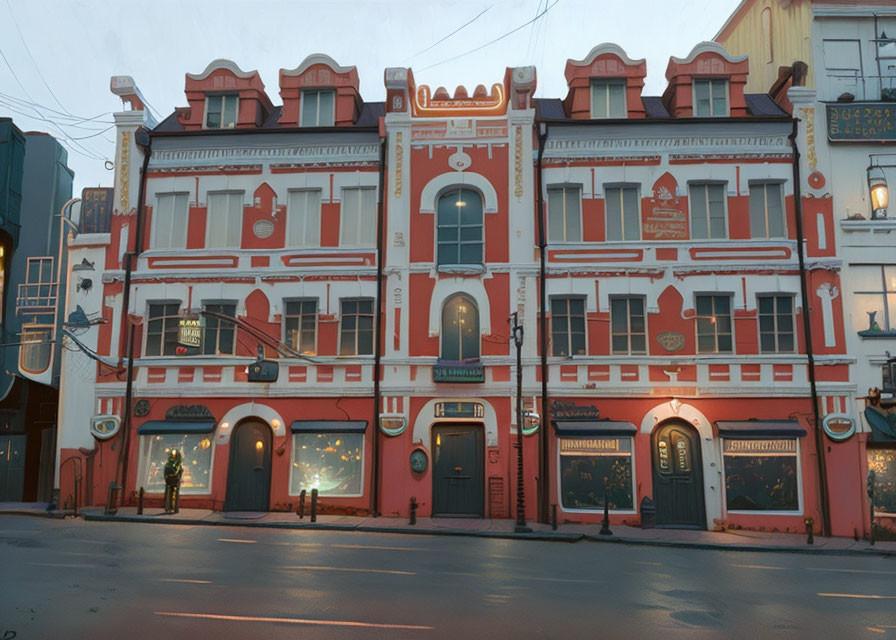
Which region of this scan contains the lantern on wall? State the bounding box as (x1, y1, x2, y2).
(868, 165, 889, 219)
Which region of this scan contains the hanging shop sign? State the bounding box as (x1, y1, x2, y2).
(379, 415, 407, 436)
(410, 448, 428, 474)
(178, 317, 202, 348)
(90, 414, 121, 440)
(822, 413, 856, 442)
(433, 359, 484, 383)
(551, 400, 600, 421)
(434, 401, 484, 419)
(165, 405, 214, 421)
(826, 103, 896, 142)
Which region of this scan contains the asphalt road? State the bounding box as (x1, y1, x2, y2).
(1, 516, 895, 639)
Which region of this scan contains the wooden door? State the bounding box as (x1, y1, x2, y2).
(432, 424, 484, 517)
(224, 422, 272, 512)
(651, 421, 705, 528)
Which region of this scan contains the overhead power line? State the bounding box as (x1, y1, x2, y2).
(407, 5, 493, 62)
(418, 0, 560, 72)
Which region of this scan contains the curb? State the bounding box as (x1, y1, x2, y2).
(583, 534, 896, 557)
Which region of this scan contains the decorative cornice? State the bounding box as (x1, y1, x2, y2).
(281, 53, 356, 78)
(670, 41, 748, 67)
(186, 59, 257, 81)
(567, 43, 645, 68)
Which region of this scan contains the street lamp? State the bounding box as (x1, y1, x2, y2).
(511, 312, 531, 533)
(868, 165, 889, 219)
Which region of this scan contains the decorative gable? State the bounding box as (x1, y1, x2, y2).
(563, 43, 647, 119)
(178, 59, 274, 130)
(663, 42, 749, 118)
(278, 54, 361, 127)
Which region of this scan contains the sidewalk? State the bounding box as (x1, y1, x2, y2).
(58, 505, 896, 557)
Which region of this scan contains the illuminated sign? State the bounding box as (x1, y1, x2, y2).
(559, 438, 631, 456)
(178, 318, 201, 347)
(723, 439, 797, 455)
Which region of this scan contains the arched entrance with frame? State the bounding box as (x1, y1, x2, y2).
(224, 419, 273, 512)
(651, 419, 706, 528)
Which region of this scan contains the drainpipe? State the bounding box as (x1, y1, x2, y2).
(535, 122, 549, 524)
(790, 119, 831, 537)
(371, 132, 387, 517)
(116, 126, 151, 504)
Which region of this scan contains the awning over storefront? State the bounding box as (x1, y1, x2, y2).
(137, 421, 215, 435)
(552, 421, 637, 437)
(290, 420, 368, 433)
(715, 420, 806, 438)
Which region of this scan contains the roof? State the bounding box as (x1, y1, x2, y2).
(535, 95, 784, 121)
(745, 93, 789, 117)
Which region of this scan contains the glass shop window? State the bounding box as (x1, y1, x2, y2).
(558, 437, 634, 510)
(290, 432, 364, 497)
(723, 439, 800, 512)
(139, 433, 213, 495)
(868, 448, 896, 515)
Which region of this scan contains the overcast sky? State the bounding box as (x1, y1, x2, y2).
(1, 0, 742, 194)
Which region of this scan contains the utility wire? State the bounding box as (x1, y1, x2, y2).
(418, 0, 560, 72)
(0, 93, 113, 127)
(407, 5, 493, 61)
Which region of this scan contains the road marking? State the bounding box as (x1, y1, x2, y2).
(281, 565, 415, 576)
(218, 538, 256, 544)
(806, 567, 896, 576)
(159, 578, 212, 584)
(331, 544, 421, 552)
(818, 593, 896, 600)
(488, 554, 525, 560)
(732, 564, 786, 571)
(441, 571, 596, 584)
(28, 562, 98, 568)
(154, 611, 433, 630)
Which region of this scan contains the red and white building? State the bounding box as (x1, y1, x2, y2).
(55, 44, 865, 535)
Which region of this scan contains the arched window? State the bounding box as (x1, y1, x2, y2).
(441, 295, 479, 361)
(437, 188, 483, 267)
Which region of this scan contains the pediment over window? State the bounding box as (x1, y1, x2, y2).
(179, 59, 274, 130)
(563, 43, 647, 119)
(662, 42, 749, 118)
(278, 54, 362, 127)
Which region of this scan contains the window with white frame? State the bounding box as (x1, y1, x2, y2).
(547, 186, 582, 243)
(558, 437, 634, 510)
(205, 192, 243, 249)
(695, 294, 733, 353)
(437, 188, 483, 266)
(551, 297, 586, 357)
(145, 302, 181, 357)
(286, 190, 321, 247)
(18, 257, 55, 312)
(441, 294, 479, 361)
(590, 80, 626, 118)
(853, 265, 896, 332)
(290, 431, 364, 496)
(152, 193, 189, 250)
(340, 187, 376, 247)
(749, 182, 786, 239)
(693, 79, 728, 117)
(339, 298, 374, 356)
(205, 94, 238, 129)
(610, 296, 646, 355)
(605, 185, 640, 241)
(723, 438, 800, 512)
(689, 183, 727, 239)
(140, 433, 213, 494)
(758, 294, 795, 353)
(201, 302, 236, 355)
(300, 89, 335, 127)
(284, 299, 317, 355)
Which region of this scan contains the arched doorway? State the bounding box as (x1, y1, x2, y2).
(224, 420, 272, 511)
(651, 420, 706, 528)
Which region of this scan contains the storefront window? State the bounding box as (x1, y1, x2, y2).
(140, 433, 213, 494)
(290, 433, 364, 497)
(868, 449, 896, 515)
(723, 439, 799, 511)
(559, 437, 634, 510)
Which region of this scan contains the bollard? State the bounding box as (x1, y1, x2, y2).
(137, 487, 145, 515)
(551, 504, 558, 531)
(104, 482, 121, 515)
(297, 489, 306, 519)
(310, 488, 318, 523)
(599, 477, 613, 536)
(805, 517, 814, 545)
(409, 497, 417, 525)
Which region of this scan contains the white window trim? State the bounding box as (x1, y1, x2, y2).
(143, 300, 182, 359)
(694, 293, 735, 354)
(339, 298, 375, 356)
(205, 191, 244, 249)
(610, 295, 647, 355)
(556, 435, 638, 514)
(757, 293, 797, 354)
(689, 182, 729, 240)
(549, 295, 588, 357)
(151, 192, 190, 250)
(438, 294, 481, 361)
(722, 438, 803, 516)
(288, 432, 365, 497)
(692, 78, 729, 117)
(300, 89, 336, 127)
(285, 189, 322, 248)
(547, 184, 583, 244)
(202, 93, 239, 130)
(340, 186, 377, 248)
(590, 80, 627, 119)
(749, 181, 787, 239)
(137, 434, 215, 496)
(604, 184, 641, 242)
(283, 298, 319, 355)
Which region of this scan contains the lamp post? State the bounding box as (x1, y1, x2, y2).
(511, 312, 531, 533)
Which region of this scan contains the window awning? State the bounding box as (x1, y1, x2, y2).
(137, 421, 215, 435)
(553, 421, 637, 437)
(716, 420, 806, 438)
(290, 420, 368, 433)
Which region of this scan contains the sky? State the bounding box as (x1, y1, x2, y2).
(0, 0, 743, 194)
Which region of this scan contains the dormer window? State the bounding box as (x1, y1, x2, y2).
(590, 80, 626, 118)
(205, 94, 238, 129)
(693, 79, 728, 117)
(301, 89, 335, 127)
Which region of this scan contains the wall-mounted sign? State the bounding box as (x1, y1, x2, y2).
(134, 399, 150, 417)
(723, 439, 797, 454)
(434, 402, 484, 419)
(165, 405, 214, 421)
(90, 414, 120, 440)
(178, 318, 202, 348)
(379, 415, 407, 436)
(559, 438, 630, 455)
(433, 359, 484, 383)
(643, 172, 688, 240)
(551, 400, 600, 421)
(657, 331, 685, 352)
(826, 103, 896, 142)
(822, 413, 856, 442)
(410, 448, 428, 474)
(79, 187, 113, 234)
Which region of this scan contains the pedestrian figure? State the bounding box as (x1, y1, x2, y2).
(163, 449, 183, 514)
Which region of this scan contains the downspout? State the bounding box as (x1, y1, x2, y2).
(116, 126, 151, 504)
(536, 123, 549, 524)
(790, 119, 831, 537)
(371, 131, 387, 517)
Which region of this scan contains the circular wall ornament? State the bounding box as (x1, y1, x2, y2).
(253, 219, 275, 239)
(657, 332, 685, 352)
(448, 150, 471, 172)
(410, 448, 428, 474)
(808, 171, 826, 190)
(90, 415, 121, 440)
(822, 413, 855, 441)
(134, 399, 150, 417)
